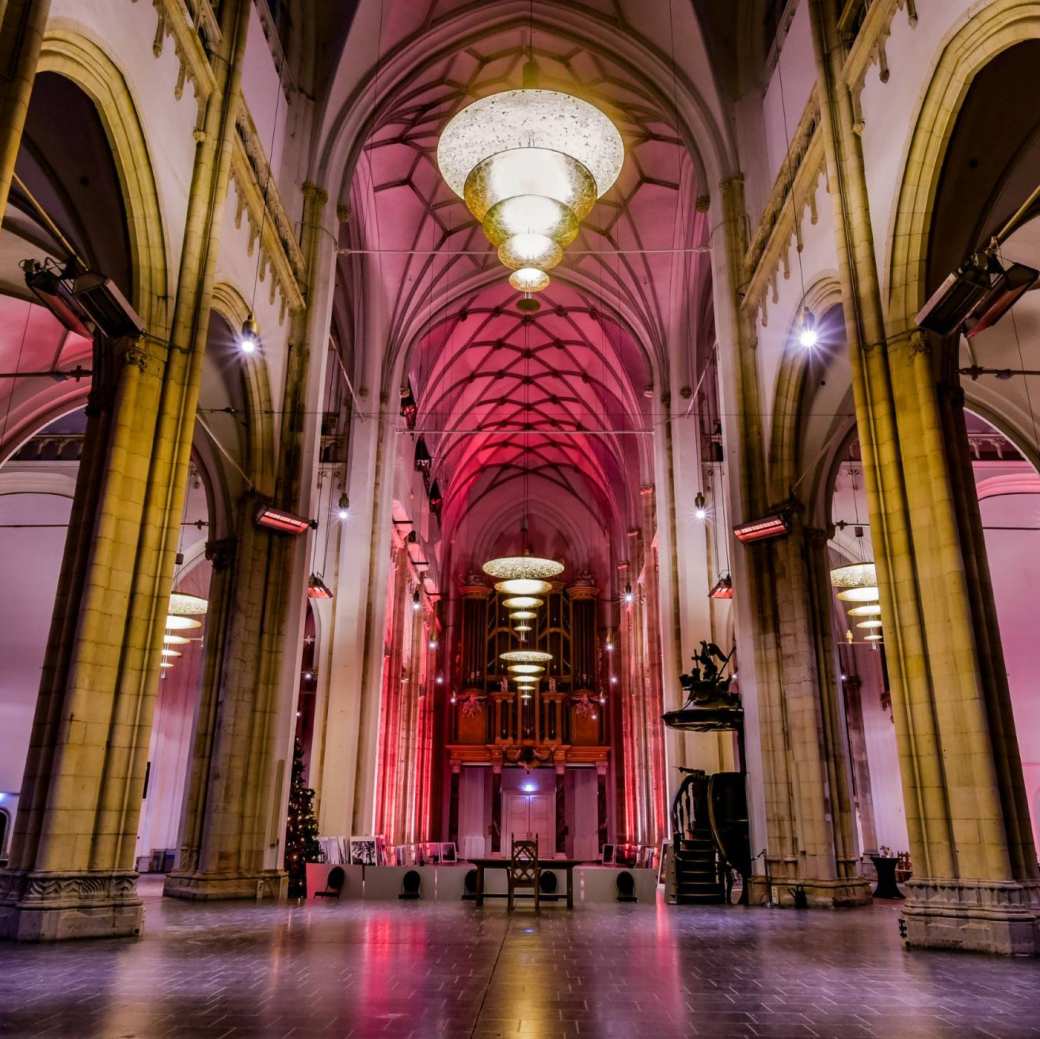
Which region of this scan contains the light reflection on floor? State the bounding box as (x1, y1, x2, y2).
(0, 879, 1037, 1038)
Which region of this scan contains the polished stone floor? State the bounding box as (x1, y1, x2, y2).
(1, 880, 1038, 1038)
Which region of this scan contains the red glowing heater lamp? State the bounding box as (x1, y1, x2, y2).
(307, 574, 334, 599)
(733, 511, 791, 544)
(709, 575, 734, 600)
(255, 504, 317, 535)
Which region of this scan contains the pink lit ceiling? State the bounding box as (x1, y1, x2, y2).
(340, 6, 710, 582)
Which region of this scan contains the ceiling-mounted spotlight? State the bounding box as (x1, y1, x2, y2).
(337, 493, 350, 520)
(694, 492, 707, 521)
(239, 314, 259, 354)
(623, 583, 634, 605)
(412, 589, 422, 612)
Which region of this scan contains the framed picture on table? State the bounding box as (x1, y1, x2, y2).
(349, 836, 378, 866)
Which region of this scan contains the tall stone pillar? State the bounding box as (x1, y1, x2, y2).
(448, 764, 460, 847)
(490, 765, 502, 854)
(717, 169, 867, 905)
(809, 0, 1039, 952)
(0, 0, 50, 218)
(596, 763, 609, 850)
(555, 765, 567, 855)
(840, 659, 879, 855)
(0, 0, 252, 940)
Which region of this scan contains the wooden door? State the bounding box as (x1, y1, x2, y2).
(504, 793, 554, 857)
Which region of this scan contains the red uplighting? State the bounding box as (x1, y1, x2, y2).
(733, 511, 790, 544)
(255, 504, 315, 535)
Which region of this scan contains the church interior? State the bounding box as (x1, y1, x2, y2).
(1, 1, 1040, 1036)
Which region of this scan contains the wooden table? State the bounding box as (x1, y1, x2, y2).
(468, 857, 585, 909)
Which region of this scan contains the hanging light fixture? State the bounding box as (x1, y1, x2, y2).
(483, 556, 564, 580)
(508, 664, 545, 676)
(438, 88, 623, 298)
(161, 649, 182, 658)
(168, 593, 208, 616)
(495, 578, 552, 596)
(501, 595, 543, 611)
(848, 603, 882, 618)
(514, 623, 533, 633)
(165, 616, 202, 631)
(510, 610, 538, 622)
(164, 633, 190, 645)
(830, 562, 879, 603)
(500, 650, 553, 664)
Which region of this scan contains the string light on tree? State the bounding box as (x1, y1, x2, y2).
(284, 737, 320, 898)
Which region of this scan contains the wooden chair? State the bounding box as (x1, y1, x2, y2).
(507, 838, 540, 912)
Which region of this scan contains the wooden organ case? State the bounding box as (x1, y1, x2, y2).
(446, 576, 611, 855)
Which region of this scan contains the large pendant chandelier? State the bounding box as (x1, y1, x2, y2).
(437, 88, 623, 300)
(830, 562, 883, 642)
(483, 556, 564, 581)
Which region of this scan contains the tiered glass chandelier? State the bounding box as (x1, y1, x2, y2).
(830, 562, 883, 642)
(437, 88, 624, 300)
(484, 555, 564, 692)
(163, 592, 207, 671)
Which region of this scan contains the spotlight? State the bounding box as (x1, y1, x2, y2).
(436, 674, 444, 685)
(239, 314, 259, 354)
(694, 492, 707, 521)
(605, 641, 614, 652)
(429, 639, 439, 650)
(623, 584, 634, 605)
(412, 589, 421, 611)
(798, 311, 818, 349)
(337, 493, 350, 520)
(610, 675, 618, 685)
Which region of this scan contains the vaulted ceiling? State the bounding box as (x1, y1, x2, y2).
(336, 0, 714, 582)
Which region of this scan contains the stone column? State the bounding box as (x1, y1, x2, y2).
(448, 764, 460, 847)
(809, 0, 1039, 952)
(555, 765, 567, 855)
(490, 765, 502, 854)
(0, 0, 251, 941)
(840, 663, 879, 856)
(0, 0, 50, 218)
(596, 763, 609, 850)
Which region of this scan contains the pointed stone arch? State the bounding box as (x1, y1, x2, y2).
(37, 23, 168, 336)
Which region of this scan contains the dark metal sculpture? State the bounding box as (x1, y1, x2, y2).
(678, 642, 738, 709)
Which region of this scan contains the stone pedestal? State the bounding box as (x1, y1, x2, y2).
(163, 869, 286, 901)
(901, 880, 1040, 956)
(0, 871, 142, 941)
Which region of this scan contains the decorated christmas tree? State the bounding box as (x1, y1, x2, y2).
(284, 737, 321, 897)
